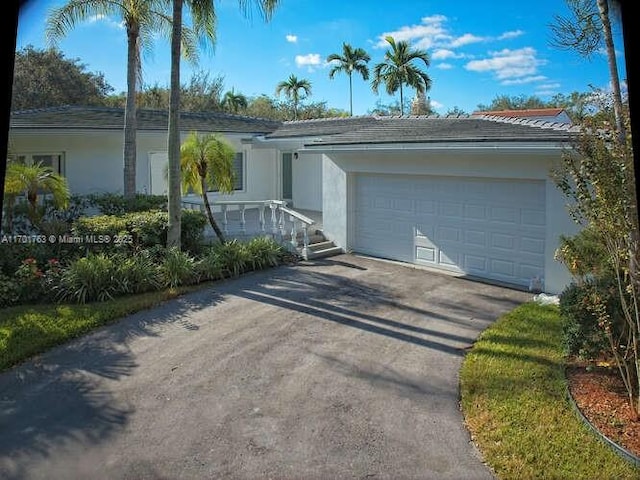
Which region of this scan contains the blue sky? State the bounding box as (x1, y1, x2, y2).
(16, 0, 627, 116)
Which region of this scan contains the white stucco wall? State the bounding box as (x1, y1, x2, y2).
(292, 152, 322, 211)
(319, 147, 578, 294)
(9, 130, 279, 202)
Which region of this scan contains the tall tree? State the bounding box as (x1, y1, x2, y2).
(46, 0, 195, 199)
(371, 36, 431, 116)
(180, 132, 235, 243)
(550, 0, 625, 140)
(222, 88, 248, 113)
(11, 46, 113, 110)
(166, 0, 278, 248)
(326, 43, 370, 116)
(275, 74, 312, 120)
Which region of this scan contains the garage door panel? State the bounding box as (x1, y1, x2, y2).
(354, 174, 545, 288)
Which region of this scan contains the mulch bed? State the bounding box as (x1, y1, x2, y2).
(567, 363, 640, 459)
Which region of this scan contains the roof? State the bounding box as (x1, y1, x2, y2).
(470, 108, 567, 118)
(302, 115, 578, 147)
(10, 105, 281, 134)
(264, 116, 379, 139)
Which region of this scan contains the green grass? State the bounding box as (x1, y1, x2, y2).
(460, 302, 640, 479)
(0, 286, 200, 371)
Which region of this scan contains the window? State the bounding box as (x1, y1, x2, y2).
(8, 153, 65, 175)
(209, 152, 244, 192)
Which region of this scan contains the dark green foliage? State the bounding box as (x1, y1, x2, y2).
(72, 210, 206, 252)
(210, 240, 251, 277)
(0, 273, 20, 308)
(245, 236, 285, 270)
(160, 247, 197, 288)
(11, 45, 113, 110)
(88, 193, 167, 215)
(116, 251, 161, 294)
(57, 253, 121, 304)
(558, 274, 625, 361)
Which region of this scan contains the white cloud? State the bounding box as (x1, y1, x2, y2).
(536, 82, 561, 90)
(498, 30, 525, 40)
(449, 33, 486, 48)
(285, 34, 298, 43)
(295, 53, 322, 67)
(88, 13, 124, 30)
(430, 99, 444, 109)
(432, 49, 465, 60)
(436, 63, 454, 70)
(465, 47, 546, 81)
(376, 15, 450, 49)
(501, 75, 547, 85)
(535, 90, 557, 97)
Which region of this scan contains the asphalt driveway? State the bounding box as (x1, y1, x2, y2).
(0, 254, 531, 480)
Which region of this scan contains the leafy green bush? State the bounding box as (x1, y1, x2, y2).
(0, 273, 20, 308)
(72, 210, 206, 252)
(555, 227, 611, 282)
(245, 236, 284, 270)
(88, 193, 167, 215)
(196, 248, 225, 281)
(559, 275, 623, 360)
(116, 252, 161, 294)
(160, 247, 197, 288)
(211, 240, 251, 277)
(57, 253, 121, 304)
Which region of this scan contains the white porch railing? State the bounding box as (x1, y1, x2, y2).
(181, 198, 316, 256)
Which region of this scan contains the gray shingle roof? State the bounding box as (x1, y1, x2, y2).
(10, 105, 281, 134)
(303, 116, 578, 146)
(264, 116, 379, 139)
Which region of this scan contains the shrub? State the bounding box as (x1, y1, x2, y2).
(559, 274, 624, 361)
(196, 248, 225, 281)
(0, 273, 20, 308)
(57, 253, 121, 304)
(116, 251, 161, 294)
(72, 210, 206, 253)
(15, 257, 46, 303)
(212, 240, 251, 277)
(245, 236, 284, 270)
(555, 227, 610, 283)
(160, 247, 197, 288)
(88, 193, 167, 215)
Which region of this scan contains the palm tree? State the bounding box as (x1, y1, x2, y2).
(180, 132, 235, 243)
(371, 36, 432, 116)
(550, 0, 625, 141)
(4, 162, 70, 230)
(222, 89, 248, 114)
(275, 74, 312, 120)
(46, 0, 198, 200)
(327, 43, 370, 116)
(166, 0, 278, 249)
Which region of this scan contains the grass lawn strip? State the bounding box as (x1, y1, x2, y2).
(460, 302, 640, 480)
(0, 285, 204, 371)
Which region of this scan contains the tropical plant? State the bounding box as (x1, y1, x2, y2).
(3, 161, 70, 230)
(550, 0, 625, 140)
(327, 43, 370, 116)
(160, 246, 196, 287)
(222, 88, 248, 113)
(275, 74, 312, 120)
(211, 239, 250, 277)
(46, 0, 198, 199)
(552, 112, 639, 418)
(57, 253, 121, 303)
(371, 36, 431, 116)
(245, 236, 283, 269)
(180, 131, 235, 243)
(167, 0, 279, 249)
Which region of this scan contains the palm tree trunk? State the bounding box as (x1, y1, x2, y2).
(399, 83, 404, 115)
(200, 176, 226, 243)
(166, 0, 183, 249)
(123, 26, 139, 199)
(597, 0, 626, 143)
(349, 72, 353, 116)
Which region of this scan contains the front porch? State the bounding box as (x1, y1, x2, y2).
(181, 199, 339, 259)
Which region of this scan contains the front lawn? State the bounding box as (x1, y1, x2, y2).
(460, 302, 640, 479)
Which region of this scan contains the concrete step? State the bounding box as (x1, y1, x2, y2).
(307, 240, 335, 252)
(305, 245, 343, 260)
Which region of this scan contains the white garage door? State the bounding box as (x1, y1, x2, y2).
(354, 174, 546, 288)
